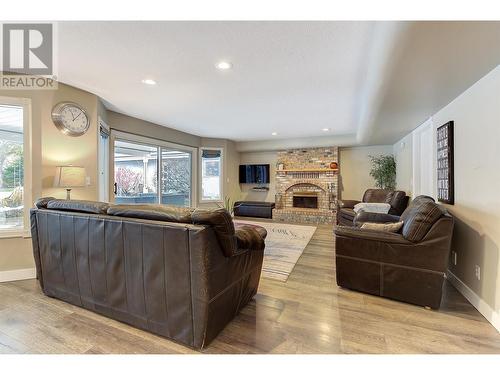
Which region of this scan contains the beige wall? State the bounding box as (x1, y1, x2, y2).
(239, 151, 278, 203)
(338, 145, 394, 200)
(107, 110, 201, 148)
(0, 83, 100, 272)
(392, 65, 500, 330)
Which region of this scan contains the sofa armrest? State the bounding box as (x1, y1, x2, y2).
(334, 226, 410, 244)
(353, 211, 401, 226)
(235, 225, 266, 253)
(337, 199, 360, 209)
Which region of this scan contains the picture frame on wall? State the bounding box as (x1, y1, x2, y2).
(436, 121, 454, 205)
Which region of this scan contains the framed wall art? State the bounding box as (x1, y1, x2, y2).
(436, 121, 454, 204)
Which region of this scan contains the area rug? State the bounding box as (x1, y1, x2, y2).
(234, 220, 317, 282)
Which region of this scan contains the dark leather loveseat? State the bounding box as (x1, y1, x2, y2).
(336, 189, 409, 226)
(335, 196, 454, 309)
(30, 198, 267, 349)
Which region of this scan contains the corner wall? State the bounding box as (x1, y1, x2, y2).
(393, 65, 500, 331)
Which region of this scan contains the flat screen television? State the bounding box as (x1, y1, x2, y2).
(239, 164, 270, 184)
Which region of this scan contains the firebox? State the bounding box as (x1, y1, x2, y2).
(293, 192, 318, 209)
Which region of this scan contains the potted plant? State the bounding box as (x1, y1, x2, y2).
(369, 154, 396, 190)
(217, 196, 238, 217)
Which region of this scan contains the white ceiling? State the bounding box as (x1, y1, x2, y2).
(57, 21, 500, 150)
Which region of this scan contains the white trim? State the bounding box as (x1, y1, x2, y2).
(0, 268, 36, 283)
(447, 271, 500, 333)
(0, 96, 33, 236)
(199, 146, 224, 203)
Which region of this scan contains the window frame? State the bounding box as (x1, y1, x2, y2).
(0, 96, 32, 238)
(109, 130, 198, 207)
(199, 146, 224, 203)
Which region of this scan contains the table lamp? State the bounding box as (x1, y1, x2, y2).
(53, 166, 86, 200)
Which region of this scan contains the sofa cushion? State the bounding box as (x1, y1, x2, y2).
(107, 204, 194, 223)
(400, 195, 435, 223)
(192, 208, 238, 257)
(46, 199, 110, 214)
(34, 197, 56, 209)
(402, 200, 444, 242)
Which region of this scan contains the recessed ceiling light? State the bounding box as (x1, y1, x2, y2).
(216, 61, 232, 70)
(271, 132, 278, 136)
(141, 78, 157, 85)
(322, 128, 330, 132)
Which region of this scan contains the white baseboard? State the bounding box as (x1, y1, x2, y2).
(447, 271, 500, 333)
(0, 268, 36, 283)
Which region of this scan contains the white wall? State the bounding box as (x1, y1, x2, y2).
(393, 65, 500, 331)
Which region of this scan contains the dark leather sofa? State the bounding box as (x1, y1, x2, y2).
(336, 189, 409, 226)
(335, 196, 454, 309)
(30, 198, 267, 349)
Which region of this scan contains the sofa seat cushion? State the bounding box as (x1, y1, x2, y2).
(402, 200, 444, 242)
(46, 199, 110, 214)
(107, 204, 194, 223)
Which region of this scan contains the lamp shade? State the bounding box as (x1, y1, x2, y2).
(53, 166, 86, 188)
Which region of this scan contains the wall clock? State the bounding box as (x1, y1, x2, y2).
(51, 102, 90, 136)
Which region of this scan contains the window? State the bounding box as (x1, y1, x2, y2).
(200, 148, 222, 202)
(0, 97, 31, 236)
(111, 131, 196, 207)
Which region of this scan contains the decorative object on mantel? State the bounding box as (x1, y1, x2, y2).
(369, 154, 396, 190)
(277, 162, 284, 171)
(329, 161, 338, 169)
(437, 121, 454, 204)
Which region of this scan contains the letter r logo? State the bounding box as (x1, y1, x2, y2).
(2, 23, 53, 75)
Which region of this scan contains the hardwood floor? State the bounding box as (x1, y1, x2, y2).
(1, 224, 499, 354)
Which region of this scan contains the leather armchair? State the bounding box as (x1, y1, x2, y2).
(335, 196, 454, 309)
(336, 189, 409, 226)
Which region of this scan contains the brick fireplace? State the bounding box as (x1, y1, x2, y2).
(273, 147, 338, 224)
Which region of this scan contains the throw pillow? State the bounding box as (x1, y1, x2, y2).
(361, 221, 404, 233)
(353, 202, 391, 214)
